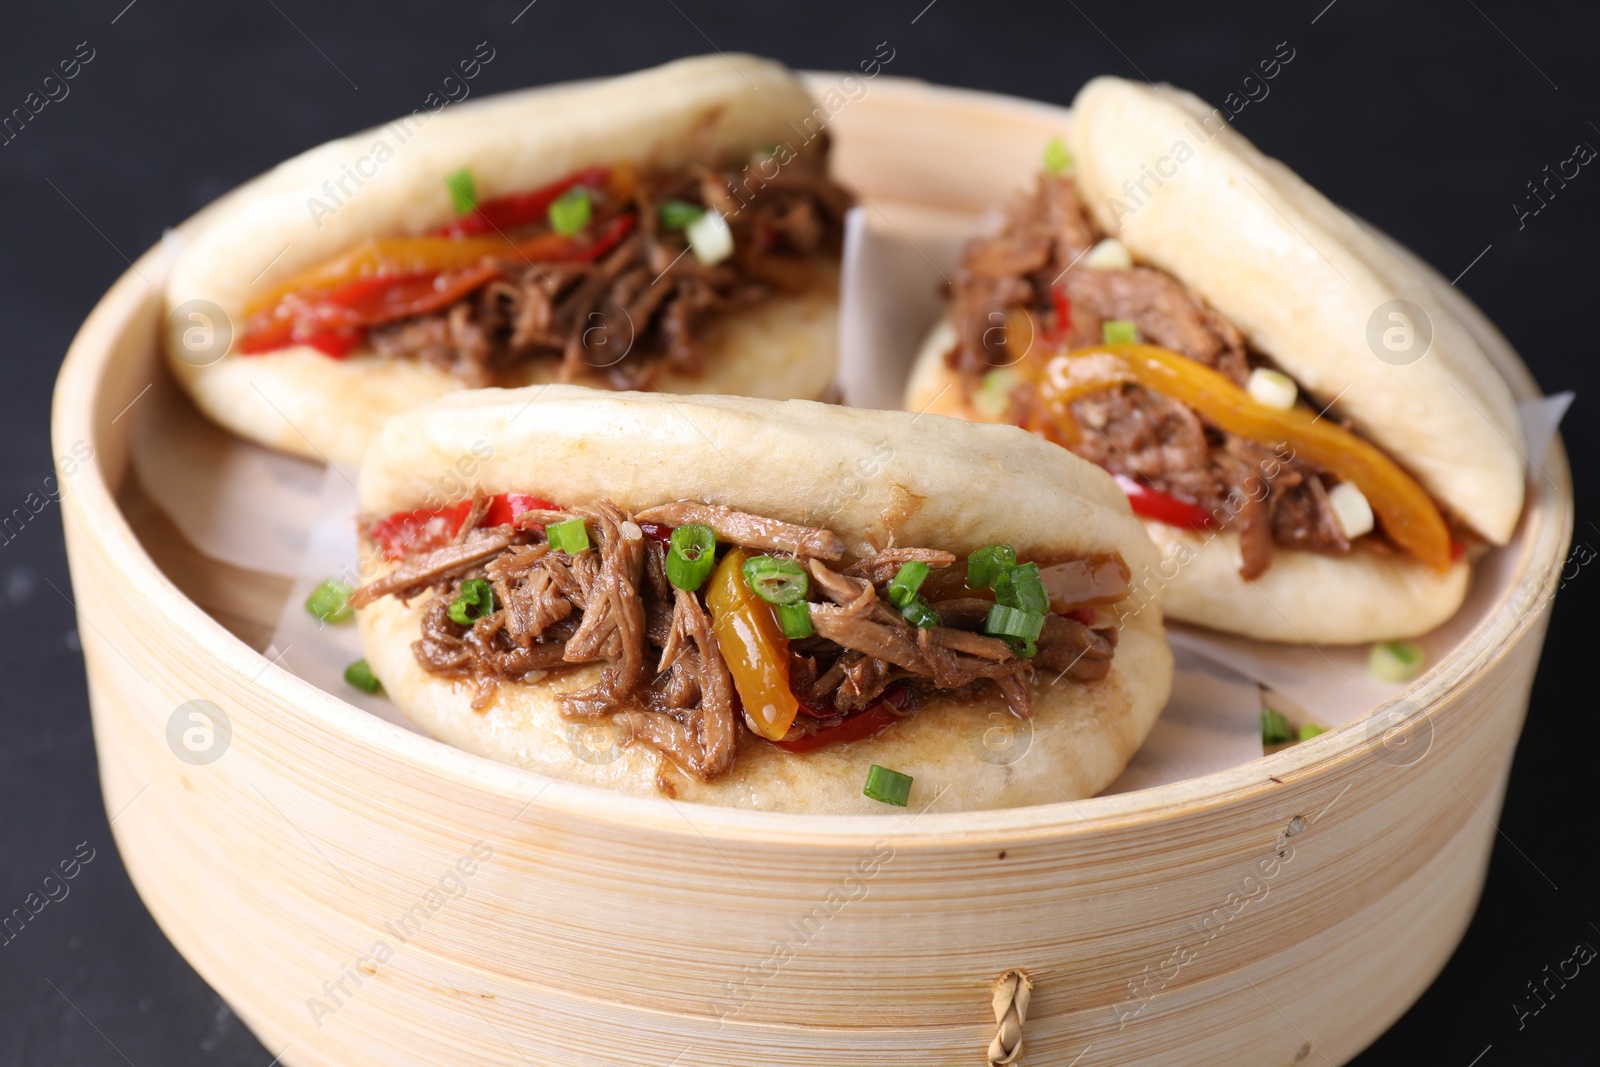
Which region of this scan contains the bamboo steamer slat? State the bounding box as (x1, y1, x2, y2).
(54, 75, 1570, 1065)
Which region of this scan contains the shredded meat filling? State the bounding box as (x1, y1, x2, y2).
(947, 172, 1358, 575)
(359, 498, 1126, 783)
(368, 151, 850, 389)
(634, 501, 846, 560)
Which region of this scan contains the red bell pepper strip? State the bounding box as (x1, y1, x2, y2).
(239, 314, 365, 358)
(482, 493, 558, 528)
(321, 264, 502, 327)
(240, 215, 636, 357)
(369, 492, 562, 560)
(1044, 286, 1073, 347)
(233, 308, 296, 356)
(244, 235, 516, 320)
(511, 211, 636, 265)
(769, 703, 902, 754)
(1065, 607, 1096, 626)
(769, 686, 914, 754)
(431, 166, 611, 238)
(239, 263, 502, 356)
(301, 329, 364, 358)
(1114, 474, 1214, 531)
(369, 500, 475, 561)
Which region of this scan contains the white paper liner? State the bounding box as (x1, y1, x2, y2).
(127, 200, 1570, 796)
(1103, 649, 1264, 795)
(131, 371, 329, 578)
(836, 205, 972, 409)
(262, 468, 418, 732)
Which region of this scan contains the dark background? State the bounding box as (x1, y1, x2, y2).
(2, 0, 1596, 1063)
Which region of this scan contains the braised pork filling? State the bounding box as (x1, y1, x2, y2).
(240, 142, 853, 390)
(946, 171, 1455, 579)
(353, 493, 1129, 781)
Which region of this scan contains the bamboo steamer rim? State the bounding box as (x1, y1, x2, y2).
(52, 74, 1572, 849)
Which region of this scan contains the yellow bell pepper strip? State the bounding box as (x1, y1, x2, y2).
(243, 235, 516, 319)
(1033, 343, 1452, 571)
(238, 214, 637, 356)
(704, 547, 799, 741)
(1006, 308, 1102, 447)
(247, 166, 623, 315)
(238, 262, 503, 356)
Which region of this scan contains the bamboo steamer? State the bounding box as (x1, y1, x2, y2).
(53, 75, 1570, 1065)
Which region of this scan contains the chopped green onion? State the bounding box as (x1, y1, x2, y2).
(742, 556, 809, 606)
(1328, 482, 1375, 540)
(1261, 707, 1294, 745)
(983, 604, 1044, 642)
(863, 764, 913, 807)
(1084, 237, 1133, 270)
(1102, 319, 1140, 345)
(886, 561, 930, 609)
(659, 199, 705, 230)
(665, 523, 717, 591)
(974, 368, 1018, 419)
(444, 168, 477, 215)
(548, 185, 592, 236)
(994, 562, 1048, 615)
(899, 596, 940, 630)
(1004, 636, 1038, 659)
(344, 658, 381, 694)
(305, 578, 355, 624)
(1298, 722, 1328, 742)
(967, 544, 1017, 590)
(1247, 366, 1298, 410)
(776, 601, 814, 639)
(1043, 135, 1073, 176)
(687, 209, 734, 265)
(1368, 640, 1425, 682)
(547, 518, 590, 554)
(448, 577, 496, 626)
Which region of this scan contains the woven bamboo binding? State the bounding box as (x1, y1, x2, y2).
(987, 970, 1033, 1065)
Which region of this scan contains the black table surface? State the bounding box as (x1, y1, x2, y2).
(2, 1, 1596, 1063)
